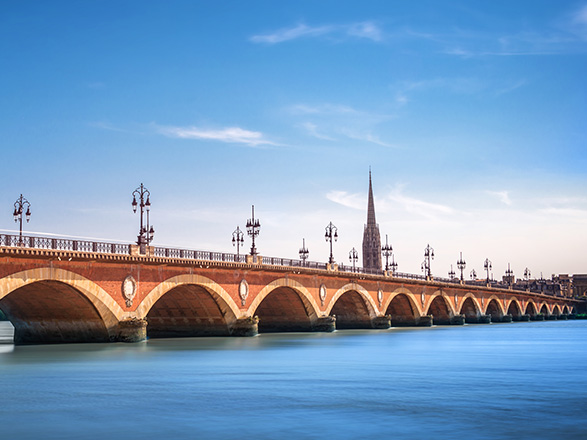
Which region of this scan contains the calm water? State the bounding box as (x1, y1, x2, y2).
(0, 320, 586, 440)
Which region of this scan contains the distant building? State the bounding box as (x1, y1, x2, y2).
(362, 171, 382, 271)
(572, 274, 587, 297)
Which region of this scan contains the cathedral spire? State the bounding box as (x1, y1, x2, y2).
(366, 168, 377, 227)
(362, 168, 382, 271)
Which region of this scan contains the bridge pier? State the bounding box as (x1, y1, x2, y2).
(371, 315, 391, 329)
(229, 317, 259, 337)
(417, 315, 433, 327)
(313, 316, 336, 332)
(501, 314, 513, 323)
(450, 314, 465, 325)
(117, 318, 147, 343)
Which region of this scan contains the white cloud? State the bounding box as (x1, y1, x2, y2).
(300, 122, 336, 141)
(156, 125, 277, 147)
(326, 191, 365, 210)
(341, 129, 395, 148)
(250, 21, 383, 44)
(348, 21, 383, 42)
(384, 188, 454, 220)
(250, 24, 333, 44)
(487, 190, 512, 206)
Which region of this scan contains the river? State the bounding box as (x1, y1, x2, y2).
(0, 320, 585, 439)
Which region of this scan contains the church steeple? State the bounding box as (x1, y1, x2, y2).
(366, 168, 377, 227)
(362, 168, 382, 271)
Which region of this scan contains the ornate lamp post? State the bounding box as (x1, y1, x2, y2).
(131, 183, 154, 253)
(13, 194, 31, 244)
(382, 234, 393, 271)
(421, 244, 434, 279)
(457, 252, 466, 282)
(470, 269, 477, 280)
(246, 205, 261, 256)
(484, 258, 492, 283)
(299, 238, 309, 265)
(232, 226, 244, 258)
(325, 222, 338, 264)
(390, 254, 398, 275)
(349, 247, 358, 272)
(524, 267, 531, 288)
(505, 263, 514, 287)
(448, 264, 456, 280)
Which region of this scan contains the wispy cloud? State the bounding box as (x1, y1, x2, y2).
(300, 122, 336, 141)
(250, 21, 383, 44)
(250, 23, 333, 44)
(486, 190, 513, 206)
(327, 185, 454, 221)
(326, 190, 365, 210)
(157, 125, 278, 147)
(383, 186, 454, 220)
(289, 102, 395, 146)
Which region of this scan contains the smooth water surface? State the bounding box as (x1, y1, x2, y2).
(1, 320, 586, 440)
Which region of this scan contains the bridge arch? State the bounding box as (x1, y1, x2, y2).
(539, 303, 549, 316)
(459, 293, 482, 323)
(249, 278, 320, 333)
(506, 298, 523, 319)
(326, 283, 378, 329)
(525, 301, 538, 316)
(424, 291, 456, 325)
(563, 305, 569, 314)
(383, 288, 422, 326)
(484, 295, 505, 322)
(138, 274, 241, 338)
(552, 304, 561, 316)
(0, 268, 123, 344)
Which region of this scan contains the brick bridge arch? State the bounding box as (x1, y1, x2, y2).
(485, 295, 506, 319)
(0, 268, 123, 343)
(382, 288, 422, 326)
(326, 283, 379, 329)
(248, 278, 321, 332)
(424, 290, 456, 324)
(137, 274, 242, 338)
(459, 292, 483, 323)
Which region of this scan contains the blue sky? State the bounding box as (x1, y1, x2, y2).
(1, 0, 586, 278)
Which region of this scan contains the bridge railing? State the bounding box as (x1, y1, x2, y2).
(0, 233, 131, 255)
(0, 233, 572, 297)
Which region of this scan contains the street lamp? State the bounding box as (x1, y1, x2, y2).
(349, 247, 358, 272)
(299, 238, 309, 265)
(390, 254, 398, 275)
(246, 205, 261, 256)
(421, 244, 434, 279)
(448, 264, 456, 280)
(457, 252, 466, 282)
(232, 226, 244, 258)
(132, 183, 154, 253)
(484, 258, 492, 283)
(524, 267, 531, 288)
(505, 263, 514, 287)
(325, 222, 338, 264)
(382, 234, 393, 271)
(13, 194, 31, 244)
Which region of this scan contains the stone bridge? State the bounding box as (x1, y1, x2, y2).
(0, 239, 579, 345)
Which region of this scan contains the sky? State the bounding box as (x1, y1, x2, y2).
(1, 0, 586, 279)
